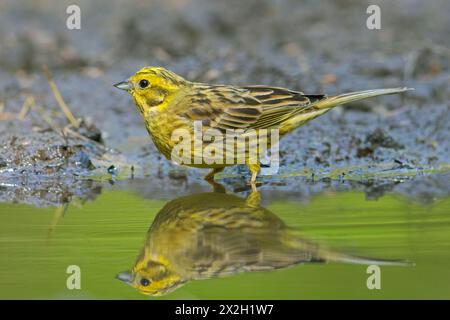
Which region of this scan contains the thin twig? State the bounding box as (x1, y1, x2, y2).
(18, 96, 34, 120)
(43, 65, 80, 128)
(29, 99, 108, 151)
(29, 101, 65, 135)
(47, 204, 69, 242)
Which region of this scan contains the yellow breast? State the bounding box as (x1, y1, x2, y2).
(143, 108, 189, 160)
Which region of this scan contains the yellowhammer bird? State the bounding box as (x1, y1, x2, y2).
(117, 190, 410, 296)
(114, 67, 411, 185)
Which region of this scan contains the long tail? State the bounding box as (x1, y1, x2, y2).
(314, 247, 414, 267)
(315, 87, 413, 110)
(289, 237, 414, 267)
(280, 87, 413, 134)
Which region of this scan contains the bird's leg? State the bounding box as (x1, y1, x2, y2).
(245, 189, 261, 208)
(204, 168, 226, 193)
(204, 167, 224, 181)
(208, 180, 226, 193)
(247, 162, 260, 192)
(250, 172, 258, 193)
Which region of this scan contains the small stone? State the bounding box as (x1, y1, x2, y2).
(76, 119, 103, 143)
(74, 151, 96, 170)
(0, 158, 7, 168)
(107, 165, 118, 175)
(357, 147, 374, 158)
(366, 128, 404, 149)
(169, 170, 187, 180)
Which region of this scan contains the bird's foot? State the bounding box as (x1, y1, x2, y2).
(204, 171, 226, 193)
(246, 189, 261, 208)
(249, 171, 259, 192)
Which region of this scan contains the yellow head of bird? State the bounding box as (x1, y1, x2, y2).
(117, 258, 185, 296)
(114, 66, 186, 111)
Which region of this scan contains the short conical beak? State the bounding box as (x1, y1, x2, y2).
(116, 271, 133, 284)
(114, 81, 132, 91)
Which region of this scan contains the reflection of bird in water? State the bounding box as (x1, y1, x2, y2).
(117, 191, 410, 296)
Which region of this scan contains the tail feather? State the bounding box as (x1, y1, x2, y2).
(315, 87, 414, 110)
(320, 250, 414, 267)
(280, 87, 413, 134)
(286, 236, 414, 267)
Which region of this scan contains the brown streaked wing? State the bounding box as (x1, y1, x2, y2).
(180, 84, 326, 131)
(180, 85, 262, 131)
(244, 85, 326, 129)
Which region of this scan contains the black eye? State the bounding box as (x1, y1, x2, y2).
(139, 79, 149, 88)
(140, 278, 150, 286)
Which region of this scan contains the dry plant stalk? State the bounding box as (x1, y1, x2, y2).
(43, 65, 79, 128)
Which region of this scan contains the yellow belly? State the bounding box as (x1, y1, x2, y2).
(145, 112, 278, 169)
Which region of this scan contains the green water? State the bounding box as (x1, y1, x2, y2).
(0, 185, 449, 299)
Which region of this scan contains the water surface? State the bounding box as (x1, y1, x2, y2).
(1, 180, 449, 299)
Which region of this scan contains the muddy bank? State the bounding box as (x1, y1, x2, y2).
(0, 0, 449, 206)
